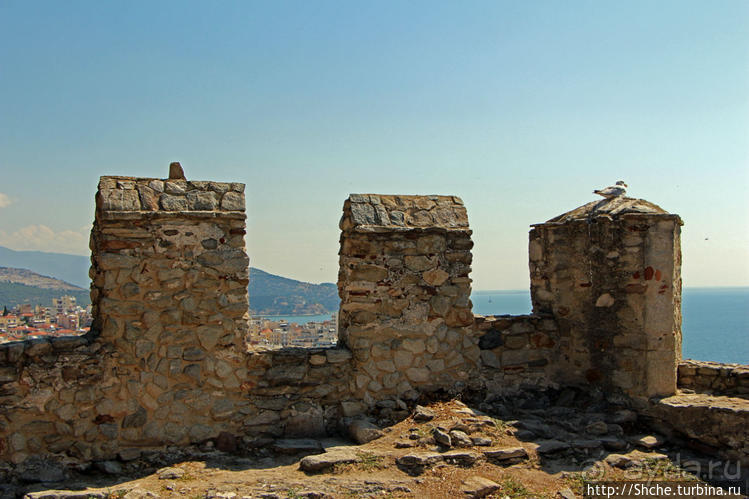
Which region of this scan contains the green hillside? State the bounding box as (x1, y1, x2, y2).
(0, 282, 91, 309)
(249, 268, 339, 315)
(0, 246, 340, 315)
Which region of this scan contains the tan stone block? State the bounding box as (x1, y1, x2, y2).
(309, 354, 327, 366)
(404, 255, 436, 272)
(445, 308, 473, 327)
(394, 350, 413, 370)
(406, 367, 430, 383)
(423, 268, 450, 286)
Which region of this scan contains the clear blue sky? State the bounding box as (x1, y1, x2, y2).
(1, 0, 747, 289)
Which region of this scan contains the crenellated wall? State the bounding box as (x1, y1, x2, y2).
(0, 175, 354, 464)
(0, 170, 745, 471)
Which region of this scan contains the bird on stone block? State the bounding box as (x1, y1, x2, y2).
(594, 181, 627, 199)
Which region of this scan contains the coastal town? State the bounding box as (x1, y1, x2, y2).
(0, 295, 92, 343)
(0, 294, 337, 348)
(247, 313, 338, 348)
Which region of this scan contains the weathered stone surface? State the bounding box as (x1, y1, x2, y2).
(169, 162, 186, 179)
(471, 436, 492, 446)
(449, 430, 473, 447)
(186, 190, 218, 210)
(478, 329, 503, 350)
(102, 189, 141, 211)
(326, 349, 353, 363)
(221, 191, 245, 211)
(423, 268, 449, 286)
(160, 194, 188, 211)
(272, 439, 323, 454)
(605, 453, 641, 469)
(432, 427, 451, 447)
(136, 185, 159, 211)
(18, 457, 67, 483)
(0, 176, 714, 480)
(396, 452, 443, 468)
(158, 467, 185, 479)
(299, 449, 360, 472)
(348, 419, 384, 444)
(585, 421, 608, 435)
(413, 405, 436, 422)
(462, 476, 500, 498)
(483, 447, 528, 461)
(632, 434, 665, 449)
(442, 450, 480, 466)
(535, 440, 570, 454)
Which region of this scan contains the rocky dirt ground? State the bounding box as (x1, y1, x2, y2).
(4, 391, 747, 499)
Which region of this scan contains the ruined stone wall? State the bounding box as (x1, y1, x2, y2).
(241, 347, 353, 441)
(644, 393, 749, 466)
(0, 175, 253, 463)
(678, 360, 749, 398)
(5, 177, 746, 472)
(338, 195, 482, 405)
(0, 335, 118, 463)
(0, 175, 355, 465)
(529, 198, 682, 400)
(474, 314, 562, 394)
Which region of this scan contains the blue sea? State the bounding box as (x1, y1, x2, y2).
(261, 288, 748, 365)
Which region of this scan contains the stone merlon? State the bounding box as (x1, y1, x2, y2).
(341, 194, 469, 232)
(0, 169, 745, 473)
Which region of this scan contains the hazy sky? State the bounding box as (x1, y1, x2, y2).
(1, 0, 747, 290)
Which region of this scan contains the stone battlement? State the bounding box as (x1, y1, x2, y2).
(0, 169, 746, 473)
(97, 176, 246, 215)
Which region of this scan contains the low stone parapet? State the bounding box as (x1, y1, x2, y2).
(241, 346, 354, 442)
(474, 314, 561, 393)
(644, 393, 749, 466)
(677, 360, 749, 398)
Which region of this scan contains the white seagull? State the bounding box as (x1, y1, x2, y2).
(594, 180, 627, 199)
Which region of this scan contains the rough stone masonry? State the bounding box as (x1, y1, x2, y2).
(0, 169, 746, 471)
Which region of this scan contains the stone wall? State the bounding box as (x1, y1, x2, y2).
(0, 175, 255, 463)
(475, 314, 561, 394)
(0, 335, 117, 463)
(2, 174, 746, 474)
(678, 360, 749, 398)
(0, 175, 355, 465)
(241, 347, 353, 441)
(338, 195, 481, 405)
(644, 393, 749, 465)
(529, 197, 682, 401)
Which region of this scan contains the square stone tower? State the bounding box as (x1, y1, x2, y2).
(529, 196, 682, 401)
(337, 194, 480, 405)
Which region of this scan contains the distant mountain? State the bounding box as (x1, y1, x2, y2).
(0, 281, 91, 309)
(0, 246, 90, 288)
(0, 267, 90, 308)
(0, 246, 339, 315)
(0, 267, 83, 290)
(249, 268, 338, 315)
